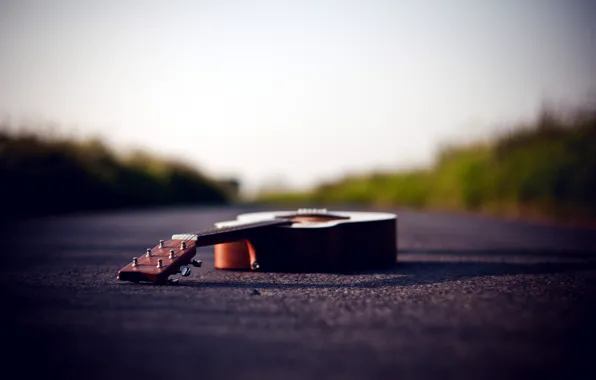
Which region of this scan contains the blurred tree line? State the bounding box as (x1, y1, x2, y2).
(259, 104, 596, 223)
(0, 127, 230, 220)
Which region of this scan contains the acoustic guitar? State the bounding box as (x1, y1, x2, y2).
(117, 209, 397, 284)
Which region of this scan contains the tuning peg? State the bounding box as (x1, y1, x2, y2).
(179, 266, 191, 277)
(132, 257, 138, 267)
(146, 248, 152, 258)
(190, 258, 202, 267)
(168, 249, 176, 259)
(156, 259, 164, 268)
(181, 241, 187, 249)
(250, 261, 260, 270)
(159, 240, 165, 248)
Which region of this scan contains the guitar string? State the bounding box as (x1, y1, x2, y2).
(175, 211, 342, 245)
(136, 212, 349, 275)
(137, 213, 326, 273)
(154, 214, 322, 269)
(145, 215, 308, 267)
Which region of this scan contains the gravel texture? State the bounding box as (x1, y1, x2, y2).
(2, 206, 595, 380)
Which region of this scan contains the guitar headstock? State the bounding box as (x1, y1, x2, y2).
(117, 239, 202, 284)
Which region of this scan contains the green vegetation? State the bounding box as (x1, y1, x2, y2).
(258, 106, 596, 223)
(0, 128, 229, 219)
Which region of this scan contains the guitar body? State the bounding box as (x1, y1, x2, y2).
(117, 209, 398, 284)
(214, 211, 397, 272)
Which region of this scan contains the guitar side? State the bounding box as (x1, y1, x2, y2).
(215, 214, 397, 272)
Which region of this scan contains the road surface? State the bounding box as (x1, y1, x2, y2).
(2, 206, 595, 379)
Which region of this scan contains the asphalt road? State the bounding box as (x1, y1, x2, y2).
(2, 206, 596, 380)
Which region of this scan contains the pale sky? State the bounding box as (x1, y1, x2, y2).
(1, 0, 595, 194)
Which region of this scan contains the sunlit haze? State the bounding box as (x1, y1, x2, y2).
(1, 0, 595, 194)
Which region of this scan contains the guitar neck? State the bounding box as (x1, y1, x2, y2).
(172, 219, 292, 247)
(118, 218, 293, 284)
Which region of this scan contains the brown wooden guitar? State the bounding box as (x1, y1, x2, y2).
(117, 209, 397, 284)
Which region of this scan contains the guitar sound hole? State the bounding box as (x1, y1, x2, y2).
(291, 216, 341, 223)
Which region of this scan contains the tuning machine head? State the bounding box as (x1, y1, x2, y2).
(179, 266, 191, 277)
(190, 258, 202, 267)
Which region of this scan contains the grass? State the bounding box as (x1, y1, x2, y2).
(0, 127, 230, 219)
(257, 105, 596, 223)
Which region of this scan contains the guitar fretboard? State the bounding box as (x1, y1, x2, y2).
(172, 219, 291, 246)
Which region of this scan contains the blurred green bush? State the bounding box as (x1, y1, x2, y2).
(0, 128, 229, 219)
(258, 105, 596, 222)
